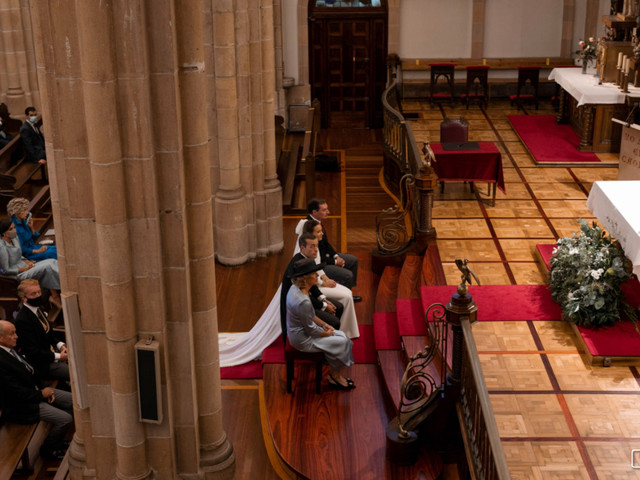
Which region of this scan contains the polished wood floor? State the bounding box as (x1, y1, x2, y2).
(217, 99, 639, 479)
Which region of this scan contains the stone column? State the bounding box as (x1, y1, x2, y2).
(0, 0, 26, 110)
(212, 3, 250, 265)
(74, 2, 152, 478)
(260, 0, 284, 254)
(175, 0, 235, 477)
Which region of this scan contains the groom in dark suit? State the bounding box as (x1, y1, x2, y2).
(306, 198, 360, 300)
(0, 320, 73, 460)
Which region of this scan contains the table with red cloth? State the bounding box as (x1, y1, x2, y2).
(431, 141, 505, 204)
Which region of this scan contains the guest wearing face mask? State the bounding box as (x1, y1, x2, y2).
(19, 106, 46, 164)
(0, 218, 61, 309)
(14, 279, 69, 382)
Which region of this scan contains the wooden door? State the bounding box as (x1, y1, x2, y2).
(309, 6, 387, 129)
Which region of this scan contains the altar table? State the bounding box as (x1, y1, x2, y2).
(549, 67, 635, 152)
(431, 142, 505, 204)
(586, 180, 640, 277)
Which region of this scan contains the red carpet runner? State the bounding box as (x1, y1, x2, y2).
(508, 115, 600, 164)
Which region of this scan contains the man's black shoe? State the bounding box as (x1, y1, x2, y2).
(353, 296, 362, 303)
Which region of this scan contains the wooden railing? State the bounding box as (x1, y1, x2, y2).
(457, 319, 510, 480)
(377, 62, 437, 254)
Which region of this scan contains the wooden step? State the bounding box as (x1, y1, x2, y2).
(397, 254, 422, 299)
(375, 266, 401, 313)
(377, 349, 406, 411)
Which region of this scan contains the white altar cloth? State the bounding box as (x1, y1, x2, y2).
(549, 68, 640, 107)
(586, 181, 640, 277)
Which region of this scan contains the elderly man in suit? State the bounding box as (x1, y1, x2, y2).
(14, 279, 69, 382)
(306, 198, 360, 301)
(0, 320, 73, 460)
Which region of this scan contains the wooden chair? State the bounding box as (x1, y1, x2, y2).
(510, 66, 540, 110)
(429, 63, 456, 107)
(284, 337, 323, 394)
(461, 65, 490, 109)
(438, 116, 469, 193)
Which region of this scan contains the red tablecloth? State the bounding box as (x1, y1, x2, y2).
(431, 142, 505, 193)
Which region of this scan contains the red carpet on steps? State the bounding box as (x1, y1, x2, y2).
(508, 115, 600, 164)
(420, 285, 562, 321)
(221, 325, 377, 380)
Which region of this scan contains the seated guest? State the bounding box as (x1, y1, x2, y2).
(306, 198, 359, 298)
(0, 218, 62, 309)
(295, 227, 359, 339)
(0, 320, 73, 460)
(286, 259, 355, 390)
(15, 279, 69, 382)
(7, 197, 57, 261)
(19, 106, 46, 164)
(0, 117, 13, 149)
(281, 233, 343, 336)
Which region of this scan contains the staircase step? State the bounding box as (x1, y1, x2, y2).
(398, 255, 422, 299)
(377, 349, 406, 410)
(373, 312, 402, 350)
(396, 298, 427, 336)
(375, 266, 401, 313)
(421, 242, 447, 286)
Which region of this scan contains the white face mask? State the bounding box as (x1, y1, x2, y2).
(29, 115, 37, 123)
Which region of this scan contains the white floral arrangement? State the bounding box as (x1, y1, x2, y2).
(549, 219, 637, 328)
(575, 37, 598, 63)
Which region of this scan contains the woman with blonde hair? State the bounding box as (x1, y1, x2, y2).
(7, 197, 57, 261)
(286, 258, 355, 390)
(0, 218, 61, 308)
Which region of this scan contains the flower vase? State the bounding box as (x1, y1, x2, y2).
(582, 61, 588, 74)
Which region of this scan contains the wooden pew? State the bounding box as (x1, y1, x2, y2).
(0, 418, 53, 477)
(0, 134, 47, 198)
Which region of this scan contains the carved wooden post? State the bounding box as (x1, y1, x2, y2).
(445, 288, 478, 386)
(414, 165, 438, 237)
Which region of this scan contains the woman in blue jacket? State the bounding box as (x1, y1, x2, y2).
(7, 197, 57, 261)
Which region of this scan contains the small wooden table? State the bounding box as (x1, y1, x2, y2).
(431, 142, 504, 205)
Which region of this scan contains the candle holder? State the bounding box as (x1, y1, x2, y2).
(622, 72, 630, 93)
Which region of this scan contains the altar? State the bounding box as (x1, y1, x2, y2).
(549, 67, 640, 152)
(586, 180, 640, 277)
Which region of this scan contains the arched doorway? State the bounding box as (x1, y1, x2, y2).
(308, 0, 387, 128)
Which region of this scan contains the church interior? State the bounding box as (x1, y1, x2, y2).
(1, 1, 640, 479)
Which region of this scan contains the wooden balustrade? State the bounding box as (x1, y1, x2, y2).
(457, 319, 510, 480)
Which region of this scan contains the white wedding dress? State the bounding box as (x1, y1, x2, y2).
(218, 219, 359, 367)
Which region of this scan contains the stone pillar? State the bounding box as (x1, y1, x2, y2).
(74, 2, 152, 478)
(0, 0, 26, 110)
(260, 0, 284, 254)
(212, 3, 250, 266)
(29, 0, 235, 477)
(175, 0, 235, 476)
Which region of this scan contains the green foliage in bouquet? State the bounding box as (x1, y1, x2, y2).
(549, 219, 637, 328)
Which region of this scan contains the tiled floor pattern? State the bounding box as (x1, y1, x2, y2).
(404, 100, 638, 479)
(476, 321, 640, 479)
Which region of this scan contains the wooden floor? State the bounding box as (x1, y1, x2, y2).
(217, 99, 639, 479)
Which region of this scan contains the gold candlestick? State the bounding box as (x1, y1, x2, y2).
(622, 72, 630, 93)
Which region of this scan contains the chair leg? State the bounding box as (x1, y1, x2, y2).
(315, 362, 323, 393)
(440, 181, 445, 193)
(286, 359, 294, 393)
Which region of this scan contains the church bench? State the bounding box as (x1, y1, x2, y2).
(0, 134, 47, 197)
(0, 380, 58, 477)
